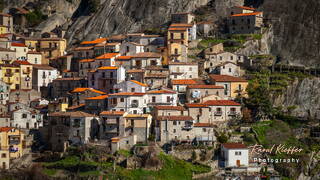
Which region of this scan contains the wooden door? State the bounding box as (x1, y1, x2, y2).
(236, 160, 240, 167)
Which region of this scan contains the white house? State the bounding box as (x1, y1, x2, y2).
(169, 23, 197, 41)
(0, 81, 9, 105)
(107, 92, 148, 114)
(213, 62, 241, 77)
(147, 89, 178, 106)
(32, 64, 59, 91)
(10, 42, 28, 60)
(169, 62, 199, 79)
(27, 51, 42, 64)
(120, 42, 144, 56)
(11, 109, 43, 129)
(221, 143, 249, 167)
(205, 51, 244, 70)
(113, 80, 148, 93)
(131, 52, 162, 69)
(95, 53, 120, 68)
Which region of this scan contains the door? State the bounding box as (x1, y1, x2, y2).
(236, 160, 240, 167)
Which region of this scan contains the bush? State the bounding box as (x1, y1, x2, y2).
(217, 134, 228, 143)
(26, 9, 46, 26)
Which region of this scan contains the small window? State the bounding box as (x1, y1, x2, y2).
(120, 98, 124, 102)
(173, 121, 177, 125)
(131, 88, 135, 92)
(173, 129, 176, 133)
(203, 128, 206, 132)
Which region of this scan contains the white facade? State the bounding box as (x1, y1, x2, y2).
(221, 144, 249, 167)
(147, 90, 178, 106)
(205, 52, 244, 70)
(120, 42, 144, 56)
(113, 80, 148, 93)
(32, 65, 59, 91)
(108, 93, 148, 114)
(11, 109, 43, 129)
(169, 63, 199, 79)
(214, 62, 241, 77)
(10, 44, 28, 60)
(27, 52, 42, 64)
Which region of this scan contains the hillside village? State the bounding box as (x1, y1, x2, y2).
(0, 4, 317, 180)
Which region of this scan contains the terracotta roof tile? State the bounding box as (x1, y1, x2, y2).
(168, 62, 197, 65)
(67, 104, 85, 110)
(85, 95, 109, 100)
(222, 143, 247, 149)
(203, 100, 241, 106)
(209, 75, 247, 82)
(73, 46, 94, 51)
(193, 123, 215, 127)
(231, 12, 262, 17)
(116, 56, 132, 60)
(236, 6, 256, 10)
(131, 52, 161, 58)
(0, 127, 14, 132)
(127, 69, 145, 73)
(100, 111, 125, 116)
(124, 114, 150, 118)
(13, 60, 31, 65)
(185, 104, 209, 108)
(147, 90, 176, 94)
(96, 53, 119, 59)
(168, 27, 188, 31)
(187, 85, 224, 89)
(171, 79, 198, 85)
(81, 38, 107, 45)
(49, 111, 95, 117)
(79, 59, 95, 63)
(130, 80, 148, 87)
(157, 116, 193, 121)
(109, 92, 145, 96)
(11, 42, 26, 47)
(170, 23, 193, 27)
(71, 88, 106, 95)
(154, 106, 185, 111)
(97, 66, 118, 70)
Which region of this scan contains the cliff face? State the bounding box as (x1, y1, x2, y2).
(260, 0, 320, 67)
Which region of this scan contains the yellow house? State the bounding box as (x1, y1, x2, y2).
(24, 38, 39, 50)
(38, 38, 67, 64)
(0, 25, 8, 34)
(209, 74, 248, 98)
(123, 114, 152, 143)
(167, 27, 189, 61)
(0, 127, 25, 160)
(13, 60, 33, 90)
(0, 64, 20, 90)
(48, 101, 69, 113)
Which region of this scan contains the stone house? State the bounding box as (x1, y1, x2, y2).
(32, 64, 58, 91)
(197, 21, 214, 37)
(78, 59, 95, 77)
(43, 111, 99, 152)
(50, 77, 87, 98)
(204, 100, 241, 122)
(0, 47, 16, 61)
(120, 42, 144, 56)
(115, 56, 132, 70)
(100, 111, 125, 140)
(213, 62, 241, 77)
(94, 53, 120, 68)
(171, 79, 199, 93)
(69, 87, 106, 106)
(49, 54, 72, 74)
(130, 52, 162, 69)
(209, 75, 248, 99)
(123, 114, 152, 143)
(11, 108, 43, 129)
(94, 43, 120, 57)
(185, 104, 211, 123)
(167, 28, 188, 62)
(171, 12, 195, 24)
(9, 89, 41, 105)
(203, 43, 224, 57)
(144, 73, 168, 89)
(186, 85, 225, 103)
(169, 23, 197, 41)
(10, 42, 27, 60)
(88, 66, 126, 94)
(37, 38, 67, 64)
(221, 143, 249, 167)
(85, 95, 109, 115)
(0, 81, 9, 105)
(146, 89, 178, 107)
(107, 92, 147, 114)
(205, 51, 244, 71)
(12, 60, 33, 90)
(127, 69, 145, 83)
(0, 114, 10, 127)
(169, 62, 199, 79)
(0, 13, 13, 34)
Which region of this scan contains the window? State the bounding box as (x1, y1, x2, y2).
(1, 153, 6, 158)
(173, 129, 176, 133)
(219, 56, 222, 60)
(22, 114, 27, 118)
(131, 88, 135, 92)
(120, 98, 124, 102)
(133, 110, 137, 114)
(110, 72, 114, 77)
(167, 96, 171, 103)
(173, 121, 177, 125)
(238, 84, 242, 90)
(174, 48, 178, 55)
(152, 96, 156, 103)
(232, 19, 235, 25)
(229, 68, 232, 72)
(210, 48, 213, 52)
(126, 46, 129, 52)
(170, 33, 174, 39)
(235, 151, 242, 155)
(230, 56, 233, 60)
(181, 33, 184, 39)
(35, 58, 38, 64)
(210, 63, 213, 67)
(189, 67, 192, 71)
(203, 128, 206, 132)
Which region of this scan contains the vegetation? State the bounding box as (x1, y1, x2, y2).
(26, 9, 47, 27)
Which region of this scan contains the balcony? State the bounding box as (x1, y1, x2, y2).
(4, 72, 13, 77)
(131, 103, 139, 108)
(40, 46, 57, 51)
(106, 119, 118, 125)
(214, 111, 223, 116)
(228, 111, 238, 116)
(23, 69, 31, 74)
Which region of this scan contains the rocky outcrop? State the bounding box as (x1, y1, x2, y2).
(272, 77, 320, 120)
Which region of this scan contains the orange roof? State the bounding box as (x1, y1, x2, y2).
(100, 111, 125, 116)
(109, 92, 145, 96)
(171, 79, 198, 85)
(187, 85, 224, 89)
(13, 60, 31, 65)
(127, 69, 145, 73)
(11, 42, 26, 47)
(67, 104, 85, 110)
(0, 127, 14, 132)
(130, 80, 148, 87)
(193, 123, 215, 127)
(203, 100, 241, 106)
(73, 46, 94, 51)
(154, 106, 185, 111)
(170, 23, 193, 27)
(131, 52, 161, 58)
(116, 56, 132, 60)
(185, 104, 209, 108)
(79, 59, 95, 63)
(222, 143, 247, 149)
(81, 38, 107, 45)
(147, 90, 176, 94)
(209, 75, 247, 82)
(97, 66, 118, 70)
(96, 53, 119, 59)
(71, 88, 106, 95)
(86, 95, 109, 100)
(157, 116, 193, 121)
(111, 137, 120, 143)
(168, 27, 187, 31)
(236, 6, 256, 10)
(231, 12, 262, 17)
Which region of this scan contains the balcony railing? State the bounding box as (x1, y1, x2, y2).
(214, 111, 223, 116)
(4, 73, 13, 77)
(131, 103, 139, 108)
(23, 69, 31, 74)
(228, 111, 238, 116)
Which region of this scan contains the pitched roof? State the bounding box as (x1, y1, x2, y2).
(0, 127, 14, 132)
(222, 143, 247, 149)
(168, 62, 197, 65)
(54, 77, 84, 81)
(147, 89, 176, 94)
(154, 106, 185, 111)
(209, 75, 247, 82)
(49, 111, 95, 117)
(171, 79, 198, 85)
(108, 92, 145, 96)
(127, 69, 145, 73)
(203, 100, 241, 106)
(11, 42, 26, 47)
(170, 23, 194, 27)
(185, 104, 209, 108)
(80, 38, 107, 45)
(100, 111, 125, 116)
(124, 114, 150, 118)
(130, 80, 148, 87)
(66, 104, 85, 110)
(97, 66, 118, 70)
(168, 27, 188, 31)
(71, 88, 106, 95)
(145, 74, 167, 78)
(157, 116, 193, 121)
(13, 60, 31, 65)
(131, 52, 161, 58)
(85, 95, 109, 100)
(73, 46, 94, 51)
(79, 59, 95, 63)
(95, 53, 119, 59)
(231, 12, 262, 17)
(116, 56, 132, 60)
(187, 85, 224, 89)
(33, 64, 56, 70)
